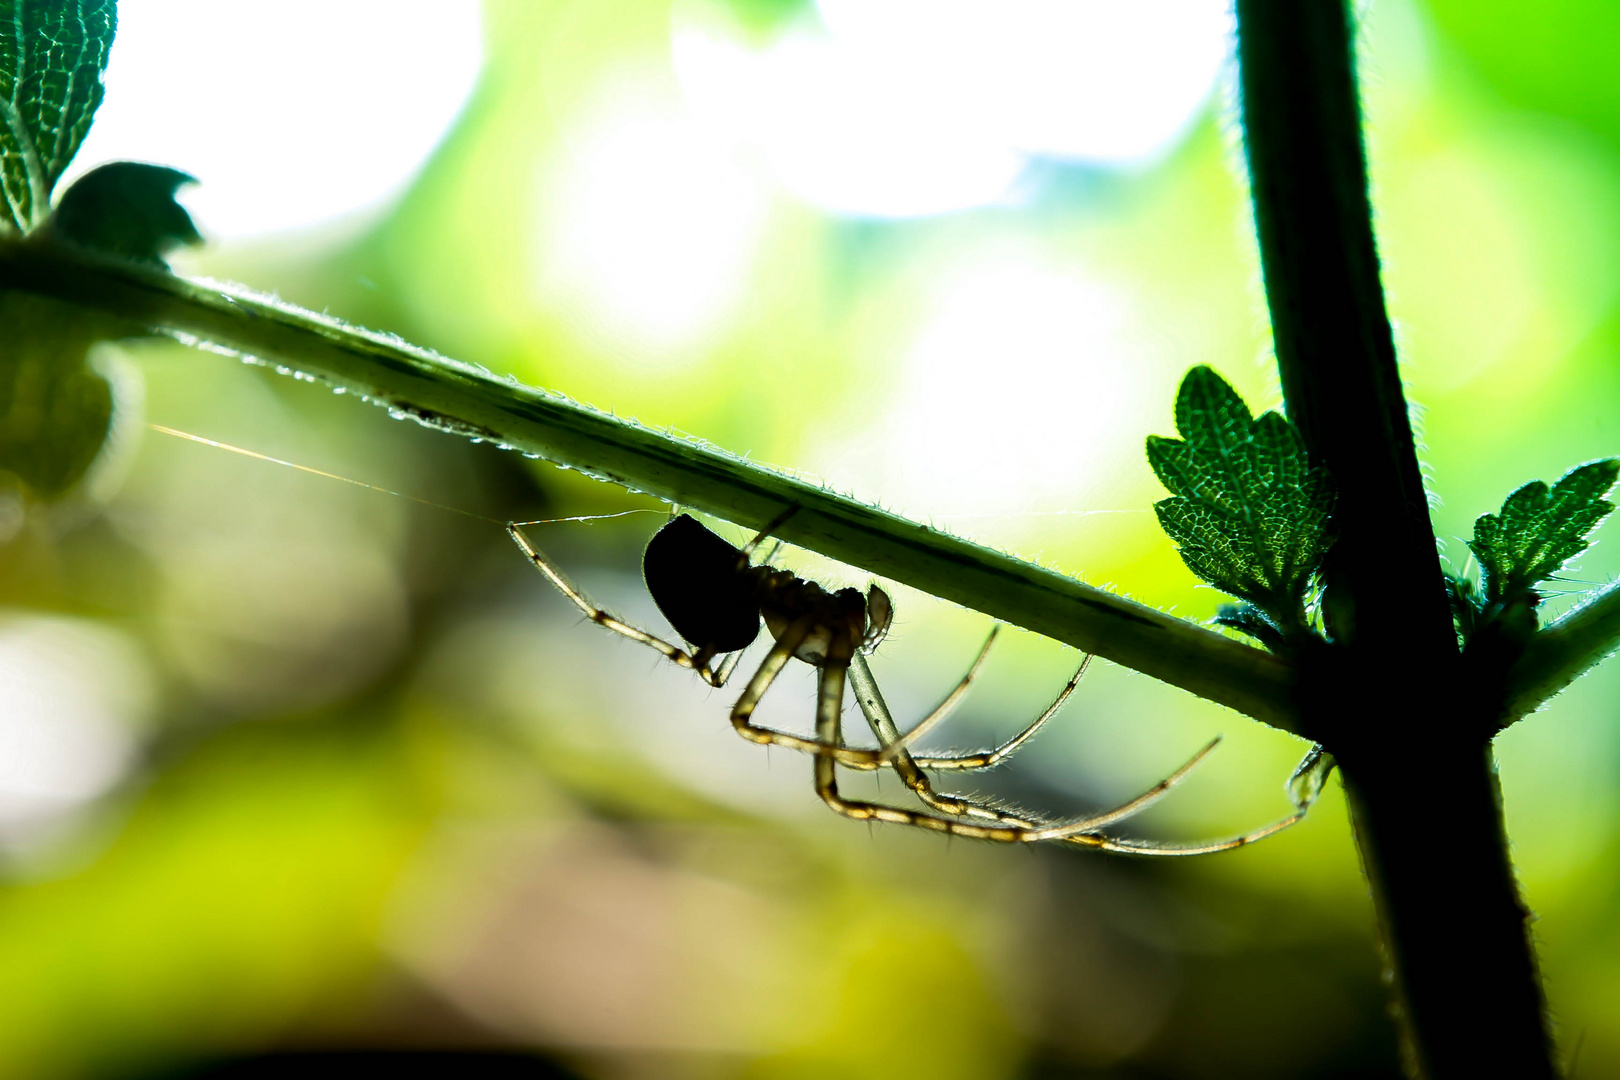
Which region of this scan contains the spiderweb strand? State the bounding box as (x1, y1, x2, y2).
(148, 423, 659, 529)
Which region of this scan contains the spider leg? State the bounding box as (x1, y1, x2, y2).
(815, 658, 1052, 841)
(737, 507, 800, 561)
(727, 618, 913, 767)
(866, 627, 1000, 764)
(1069, 811, 1306, 856)
(816, 660, 1301, 853)
(990, 736, 1308, 853)
(508, 522, 726, 686)
(710, 644, 751, 688)
(755, 538, 785, 568)
(726, 618, 1005, 767)
(909, 655, 1092, 772)
(848, 651, 1049, 828)
(1016, 737, 1223, 837)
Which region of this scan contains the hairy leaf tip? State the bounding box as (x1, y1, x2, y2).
(0, 0, 117, 233)
(1147, 366, 1335, 639)
(1467, 458, 1619, 606)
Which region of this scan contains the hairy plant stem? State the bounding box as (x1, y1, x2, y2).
(0, 239, 1296, 728)
(1502, 579, 1620, 729)
(1236, 1, 1556, 1075)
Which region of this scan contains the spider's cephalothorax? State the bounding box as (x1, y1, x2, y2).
(508, 510, 1302, 854)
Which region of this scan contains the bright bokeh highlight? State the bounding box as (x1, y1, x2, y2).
(674, 0, 1231, 217)
(0, 618, 152, 838)
(67, 0, 483, 241)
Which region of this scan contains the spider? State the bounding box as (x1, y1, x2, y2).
(508, 510, 1303, 854)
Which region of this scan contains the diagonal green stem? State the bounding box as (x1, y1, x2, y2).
(1501, 580, 1620, 728)
(0, 238, 1297, 731)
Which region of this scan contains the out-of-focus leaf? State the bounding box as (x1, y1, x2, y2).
(686, 0, 813, 42)
(0, 0, 117, 233)
(48, 161, 202, 266)
(0, 292, 114, 499)
(1147, 366, 1335, 629)
(1467, 459, 1619, 605)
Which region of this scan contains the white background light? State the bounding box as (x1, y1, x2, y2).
(65, 0, 484, 242)
(675, 0, 1231, 218)
(0, 617, 155, 835)
(534, 76, 771, 362)
(824, 256, 1155, 517)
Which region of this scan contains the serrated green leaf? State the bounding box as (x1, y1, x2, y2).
(48, 161, 201, 266)
(0, 0, 116, 234)
(1148, 366, 1335, 626)
(1467, 458, 1619, 604)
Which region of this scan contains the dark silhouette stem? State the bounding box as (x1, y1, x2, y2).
(1235, 1, 1556, 1074)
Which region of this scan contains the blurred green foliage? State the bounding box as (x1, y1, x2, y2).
(0, 293, 115, 500)
(1426, 0, 1620, 143)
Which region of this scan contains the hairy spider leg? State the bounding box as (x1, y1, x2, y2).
(737, 506, 800, 562)
(825, 644, 1087, 777)
(842, 653, 1209, 841)
(846, 650, 1065, 828)
(905, 654, 1092, 772)
(846, 650, 1106, 830)
(755, 537, 785, 568)
(725, 615, 906, 767)
(816, 654, 1303, 852)
(508, 522, 733, 687)
(866, 626, 1002, 763)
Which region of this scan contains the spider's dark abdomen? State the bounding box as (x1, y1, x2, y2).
(643, 514, 762, 652)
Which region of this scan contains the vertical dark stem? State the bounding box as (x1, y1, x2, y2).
(1233, 1, 1556, 1075)
(1237, 0, 1444, 643)
(1338, 745, 1552, 1078)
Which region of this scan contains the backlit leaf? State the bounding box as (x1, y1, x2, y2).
(48, 161, 202, 266)
(0, 0, 116, 233)
(1467, 459, 1619, 605)
(1147, 367, 1335, 630)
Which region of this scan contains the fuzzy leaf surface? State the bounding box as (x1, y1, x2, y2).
(1468, 459, 1619, 604)
(0, 0, 115, 233)
(1148, 366, 1334, 620)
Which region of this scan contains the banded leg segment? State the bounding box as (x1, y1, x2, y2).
(870, 628, 1000, 763)
(848, 652, 1052, 829)
(508, 522, 731, 687)
(822, 656, 1304, 853)
(727, 618, 919, 767)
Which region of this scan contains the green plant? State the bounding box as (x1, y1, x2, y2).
(4, 0, 1618, 1075)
